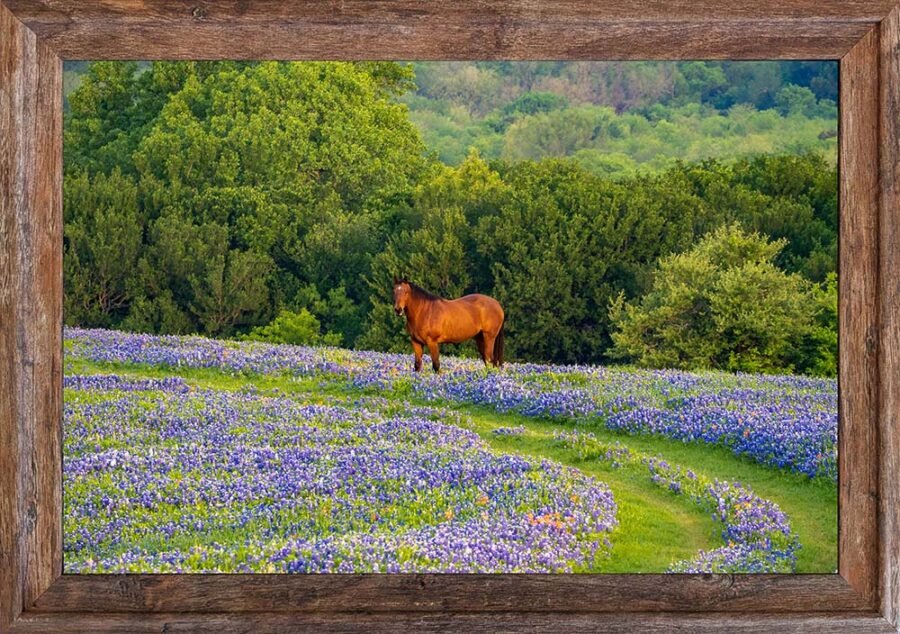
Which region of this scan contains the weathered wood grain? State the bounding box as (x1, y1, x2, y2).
(24, 25, 62, 618)
(6, 0, 897, 26)
(0, 0, 890, 60)
(5, 21, 875, 61)
(6, 611, 898, 634)
(29, 574, 871, 614)
(878, 5, 900, 629)
(0, 7, 28, 629)
(28, 22, 878, 62)
(0, 4, 62, 632)
(838, 26, 882, 607)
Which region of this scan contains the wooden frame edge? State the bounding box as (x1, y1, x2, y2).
(838, 21, 881, 607)
(1, 1, 898, 632)
(21, 574, 877, 613)
(877, 4, 900, 629)
(0, 2, 62, 631)
(4, 610, 898, 634)
(2, 0, 894, 61)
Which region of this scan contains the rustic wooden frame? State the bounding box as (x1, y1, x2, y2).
(1, 1, 898, 632)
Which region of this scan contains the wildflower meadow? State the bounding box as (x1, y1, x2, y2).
(63, 328, 837, 574)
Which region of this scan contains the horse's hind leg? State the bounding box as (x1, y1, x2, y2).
(474, 333, 487, 365)
(482, 333, 497, 367)
(427, 342, 441, 373)
(411, 340, 424, 372)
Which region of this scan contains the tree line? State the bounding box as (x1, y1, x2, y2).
(64, 61, 837, 376)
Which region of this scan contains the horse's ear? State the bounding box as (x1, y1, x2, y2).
(392, 275, 398, 284)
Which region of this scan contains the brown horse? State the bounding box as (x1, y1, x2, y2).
(393, 277, 505, 373)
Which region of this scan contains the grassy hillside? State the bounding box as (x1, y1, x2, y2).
(64, 328, 836, 573)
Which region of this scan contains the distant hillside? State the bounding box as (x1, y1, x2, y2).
(400, 61, 838, 175)
(408, 62, 837, 116)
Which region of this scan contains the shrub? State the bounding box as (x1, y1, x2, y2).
(609, 224, 828, 374)
(244, 309, 341, 346)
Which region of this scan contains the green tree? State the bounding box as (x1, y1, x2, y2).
(503, 106, 617, 161)
(791, 272, 837, 376)
(774, 84, 818, 117)
(63, 169, 143, 326)
(133, 62, 424, 324)
(124, 213, 273, 336)
(477, 161, 613, 362)
(712, 62, 784, 110)
(65, 61, 426, 337)
(727, 154, 837, 280)
(472, 159, 708, 363)
(65, 61, 142, 175)
(673, 62, 728, 105)
(488, 91, 570, 131)
(189, 248, 274, 337)
(292, 284, 365, 347)
(609, 224, 820, 374)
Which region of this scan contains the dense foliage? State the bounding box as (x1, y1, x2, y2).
(63, 61, 838, 376)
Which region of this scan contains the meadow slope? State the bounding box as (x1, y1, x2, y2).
(63, 328, 836, 573)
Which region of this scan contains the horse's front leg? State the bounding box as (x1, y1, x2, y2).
(411, 340, 424, 372)
(427, 342, 440, 373)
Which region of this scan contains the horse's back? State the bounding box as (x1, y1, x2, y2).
(455, 293, 501, 307)
(451, 294, 504, 322)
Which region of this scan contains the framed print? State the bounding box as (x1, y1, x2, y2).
(1, 1, 898, 631)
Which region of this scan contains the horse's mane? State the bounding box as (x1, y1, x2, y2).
(407, 281, 442, 302)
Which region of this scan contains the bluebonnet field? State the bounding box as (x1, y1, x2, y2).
(64, 328, 837, 573)
(66, 376, 617, 573)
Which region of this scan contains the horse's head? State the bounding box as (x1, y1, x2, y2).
(393, 277, 411, 316)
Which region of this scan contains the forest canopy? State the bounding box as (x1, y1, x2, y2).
(63, 60, 838, 376)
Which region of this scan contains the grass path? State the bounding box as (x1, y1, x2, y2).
(455, 403, 836, 572)
(64, 358, 836, 572)
(468, 420, 720, 571)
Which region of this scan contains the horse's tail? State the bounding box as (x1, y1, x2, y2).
(493, 318, 505, 367)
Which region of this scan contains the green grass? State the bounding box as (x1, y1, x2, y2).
(458, 407, 837, 573)
(64, 357, 837, 572)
